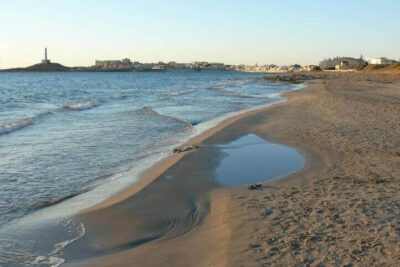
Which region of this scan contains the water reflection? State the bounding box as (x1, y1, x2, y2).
(215, 134, 304, 186)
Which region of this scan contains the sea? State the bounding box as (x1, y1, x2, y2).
(0, 71, 300, 266)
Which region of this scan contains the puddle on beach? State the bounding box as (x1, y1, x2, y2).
(214, 134, 304, 186)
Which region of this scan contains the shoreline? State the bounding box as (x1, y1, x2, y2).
(80, 91, 296, 213)
(64, 81, 316, 266)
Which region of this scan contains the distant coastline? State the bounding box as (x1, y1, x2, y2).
(2, 61, 398, 73)
(1, 50, 399, 73)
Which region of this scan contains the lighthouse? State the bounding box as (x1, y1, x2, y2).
(42, 47, 51, 64)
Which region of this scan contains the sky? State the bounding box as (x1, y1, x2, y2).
(0, 0, 399, 68)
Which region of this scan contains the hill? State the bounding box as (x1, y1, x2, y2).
(362, 62, 400, 72)
(0, 62, 71, 72)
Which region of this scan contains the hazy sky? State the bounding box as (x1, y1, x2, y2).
(1, 0, 399, 68)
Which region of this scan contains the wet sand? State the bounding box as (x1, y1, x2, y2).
(67, 72, 400, 266)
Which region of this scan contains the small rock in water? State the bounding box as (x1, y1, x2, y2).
(172, 144, 199, 153)
(247, 183, 262, 190)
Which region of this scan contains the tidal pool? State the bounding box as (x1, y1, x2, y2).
(215, 134, 304, 186)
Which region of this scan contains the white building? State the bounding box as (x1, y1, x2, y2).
(367, 57, 397, 65)
(95, 58, 133, 69)
(300, 65, 320, 71)
(320, 57, 367, 70)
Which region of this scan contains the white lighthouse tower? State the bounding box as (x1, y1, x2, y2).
(42, 47, 51, 64)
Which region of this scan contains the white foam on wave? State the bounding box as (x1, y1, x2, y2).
(0, 218, 86, 267)
(64, 100, 98, 111)
(0, 117, 33, 135)
(33, 219, 85, 267)
(208, 84, 242, 97)
(266, 92, 282, 98)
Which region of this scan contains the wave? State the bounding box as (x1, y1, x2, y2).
(164, 88, 197, 98)
(180, 122, 192, 131)
(207, 84, 241, 97)
(218, 89, 241, 96)
(189, 120, 201, 126)
(139, 106, 193, 131)
(0, 117, 33, 135)
(0, 219, 85, 267)
(141, 106, 161, 116)
(239, 94, 269, 99)
(0, 111, 56, 136)
(96, 173, 114, 179)
(209, 86, 275, 99)
(64, 100, 99, 111)
(239, 92, 281, 99)
(266, 92, 281, 98)
(207, 85, 225, 90)
(31, 187, 94, 211)
(230, 80, 245, 87)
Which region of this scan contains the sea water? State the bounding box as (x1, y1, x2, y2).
(0, 71, 300, 265)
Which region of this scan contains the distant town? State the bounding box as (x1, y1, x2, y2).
(94, 56, 398, 72)
(1, 48, 398, 73)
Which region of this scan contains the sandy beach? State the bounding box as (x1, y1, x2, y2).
(65, 72, 400, 266)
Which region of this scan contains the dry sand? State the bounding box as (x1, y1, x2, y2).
(228, 73, 400, 266)
(68, 72, 400, 266)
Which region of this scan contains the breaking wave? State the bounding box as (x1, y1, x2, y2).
(0, 118, 33, 135)
(31, 187, 94, 211)
(207, 85, 241, 96)
(164, 88, 197, 98)
(139, 106, 193, 131)
(140, 106, 160, 116)
(64, 100, 99, 111)
(0, 111, 55, 136)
